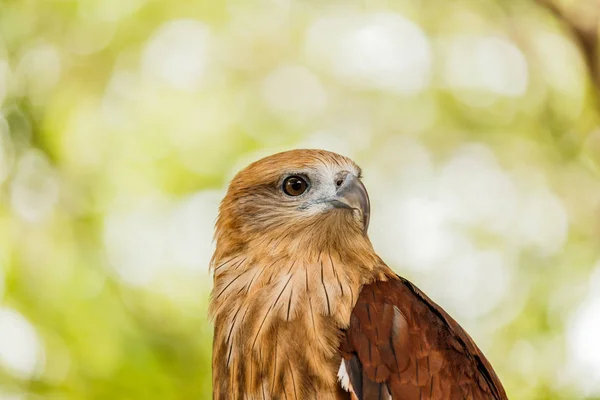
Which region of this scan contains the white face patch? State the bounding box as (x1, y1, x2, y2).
(289, 161, 361, 215)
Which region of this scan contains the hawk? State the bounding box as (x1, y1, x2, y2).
(209, 149, 507, 399)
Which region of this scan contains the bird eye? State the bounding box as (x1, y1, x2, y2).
(283, 176, 308, 196)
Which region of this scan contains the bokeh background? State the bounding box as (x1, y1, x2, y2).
(1, 0, 600, 398)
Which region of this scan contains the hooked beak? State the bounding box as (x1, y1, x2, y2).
(329, 172, 370, 235)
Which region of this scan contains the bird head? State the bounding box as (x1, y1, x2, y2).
(214, 149, 371, 258)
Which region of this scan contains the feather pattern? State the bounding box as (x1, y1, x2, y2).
(210, 249, 388, 399)
(339, 277, 508, 400)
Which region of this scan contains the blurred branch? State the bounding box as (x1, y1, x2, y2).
(535, 0, 600, 90)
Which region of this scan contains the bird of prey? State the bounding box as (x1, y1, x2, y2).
(209, 149, 507, 400)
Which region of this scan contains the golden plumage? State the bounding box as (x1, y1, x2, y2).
(209, 149, 507, 400)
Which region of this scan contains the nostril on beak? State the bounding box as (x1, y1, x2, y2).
(335, 171, 351, 190)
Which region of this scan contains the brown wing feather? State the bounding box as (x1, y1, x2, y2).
(339, 275, 507, 400)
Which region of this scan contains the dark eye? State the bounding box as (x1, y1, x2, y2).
(283, 176, 308, 196)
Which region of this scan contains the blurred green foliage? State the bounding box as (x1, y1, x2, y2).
(1, 0, 600, 399)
